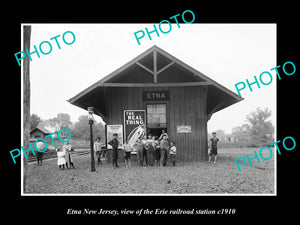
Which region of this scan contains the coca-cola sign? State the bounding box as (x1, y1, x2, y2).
(123, 110, 146, 149)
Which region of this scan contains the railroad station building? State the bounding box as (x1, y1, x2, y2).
(68, 45, 243, 162)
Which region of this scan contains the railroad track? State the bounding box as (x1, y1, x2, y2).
(28, 149, 91, 162)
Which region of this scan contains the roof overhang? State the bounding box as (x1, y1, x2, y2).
(68, 45, 243, 121)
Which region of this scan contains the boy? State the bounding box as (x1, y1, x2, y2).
(169, 141, 176, 166)
(123, 141, 132, 167)
(158, 129, 168, 141)
(133, 138, 144, 166)
(152, 136, 160, 167)
(160, 135, 169, 167)
(146, 134, 154, 166)
(94, 137, 102, 165)
(142, 135, 148, 166)
(209, 132, 219, 163)
(35, 139, 45, 166)
(108, 133, 119, 168)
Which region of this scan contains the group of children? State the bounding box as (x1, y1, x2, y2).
(54, 129, 219, 170)
(92, 131, 220, 168)
(56, 142, 75, 170)
(128, 131, 177, 167)
(101, 130, 177, 168)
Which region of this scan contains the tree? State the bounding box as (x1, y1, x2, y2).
(56, 113, 72, 129)
(246, 107, 272, 126)
(71, 115, 106, 141)
(246, 107, 274, 146)
(94, 122, 106, 141)
(232, 124, 251, 147)
(71, 115, 90, 140)
(44, 113, 72, 130)
(232, 107, 274, 147)
(30, 113, 41, 129)
(231, 107, 274, 147)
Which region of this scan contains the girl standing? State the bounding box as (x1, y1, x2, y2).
(56, 147, 66, 170)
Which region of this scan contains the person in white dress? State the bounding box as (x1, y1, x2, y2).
(56, 147, 66, 170)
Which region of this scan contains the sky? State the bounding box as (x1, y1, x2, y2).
(25, 23, 276, 134)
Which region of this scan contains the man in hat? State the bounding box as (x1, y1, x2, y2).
(108, 133, 119, 168)
(160, 134, 169, 167)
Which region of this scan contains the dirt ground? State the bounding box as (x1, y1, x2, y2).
(24, 148, 275, 194)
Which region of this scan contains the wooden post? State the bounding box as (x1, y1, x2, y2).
(23, 25, 31, 192)
(153, 50, 157, 83)
(89, 120, 96, 172)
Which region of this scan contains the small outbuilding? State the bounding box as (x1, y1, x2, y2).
(29, 127, 52, 153)
(68, 45, 243, 162)
(30, 127, 52, 141)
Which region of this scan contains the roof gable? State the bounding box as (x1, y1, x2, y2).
(30, 127, 52, 135)
(70, 45, 242, 101)
(100, 45, 206, 84)
(68, 45, 243, 119)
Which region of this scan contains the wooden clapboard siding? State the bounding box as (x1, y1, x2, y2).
(104, 85, 208, 162)
(169, 86, 208, 162)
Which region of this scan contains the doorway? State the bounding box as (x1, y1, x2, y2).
(146, 104, 167, 139)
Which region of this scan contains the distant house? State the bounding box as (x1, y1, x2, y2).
(29, 127, 53, 152)
(30, 127, 51, 141)
(32, 122, 71, 143)
(219, 135, 235, 143)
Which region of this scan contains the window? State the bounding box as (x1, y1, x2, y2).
(147, 104, 167, 128)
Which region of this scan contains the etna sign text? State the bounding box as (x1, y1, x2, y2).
(143, 91, 170, 101)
